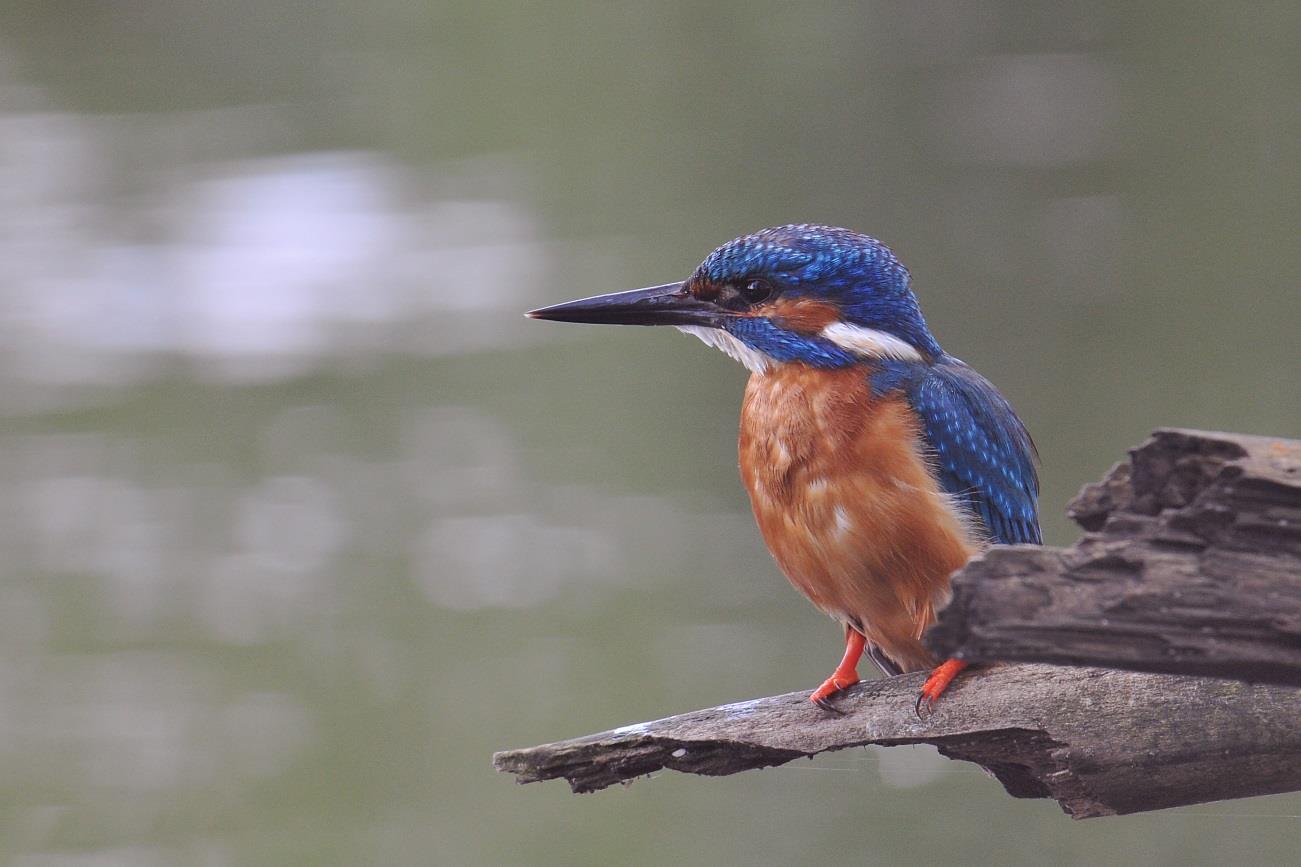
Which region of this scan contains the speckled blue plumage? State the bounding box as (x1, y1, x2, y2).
(874, 358, 1041, 546)
(725, 317, 862, 367)
(697, 225, 943, 360)
(701, 225, 1041, 547)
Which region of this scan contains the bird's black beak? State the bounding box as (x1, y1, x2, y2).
(526, 282, 721, 328)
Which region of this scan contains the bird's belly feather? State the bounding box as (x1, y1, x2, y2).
(738, 364, 978, 671)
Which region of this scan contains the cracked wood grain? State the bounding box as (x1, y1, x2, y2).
(926, 429, 1301, 683)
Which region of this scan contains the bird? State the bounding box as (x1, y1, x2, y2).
(527, 225, 1040, 712)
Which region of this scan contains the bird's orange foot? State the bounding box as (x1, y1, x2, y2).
(809, 627, 866, 713)
(810, 672, 861, 714)
(915, 659, 968, 717)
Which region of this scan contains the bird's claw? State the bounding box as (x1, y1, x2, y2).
(813, 694, 848, 715)
(809, 673, 860, 714)
(914, 658, 968, 719)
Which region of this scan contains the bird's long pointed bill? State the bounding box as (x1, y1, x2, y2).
(526, 282, 719, 327)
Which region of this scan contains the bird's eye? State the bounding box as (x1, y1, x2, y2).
(739, 278, 774, 305)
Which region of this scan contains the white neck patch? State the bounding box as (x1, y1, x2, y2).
(819, 322, 923, 362)
(676, 326, 774, 374)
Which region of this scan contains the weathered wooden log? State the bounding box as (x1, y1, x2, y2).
(925, 428, 1301, 683)
(495, 429, 1301, 816)
(493, 663, 1301, 817)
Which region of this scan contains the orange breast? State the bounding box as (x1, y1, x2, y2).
(738, 364, 978, 672)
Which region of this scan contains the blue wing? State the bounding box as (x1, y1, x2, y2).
(874, 357, 1041, 545)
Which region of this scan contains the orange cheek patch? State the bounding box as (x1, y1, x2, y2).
(768, 298, 841, 334)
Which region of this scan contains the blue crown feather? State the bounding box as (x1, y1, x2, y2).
(697, 225, 943, 361)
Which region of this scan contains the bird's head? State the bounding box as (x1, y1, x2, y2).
(527, 225, 943, 372)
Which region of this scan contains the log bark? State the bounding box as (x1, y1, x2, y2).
(493, 663, 1301, 817)
(925, 428, 1301, 683)
(494, 429, 1301, 816)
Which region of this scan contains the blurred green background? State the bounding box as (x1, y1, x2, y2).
(0, 1, 1298, 864)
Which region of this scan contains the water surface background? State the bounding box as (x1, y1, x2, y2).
(1, 2, 1298, 864)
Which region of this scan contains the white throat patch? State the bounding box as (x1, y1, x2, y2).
(676, 326, 774, 374)
(819, 322, 922, 362)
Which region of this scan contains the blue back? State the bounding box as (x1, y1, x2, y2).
(874, 357, 1041, 546)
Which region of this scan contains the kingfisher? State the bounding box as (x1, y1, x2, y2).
(528, 225, 1040, 712)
